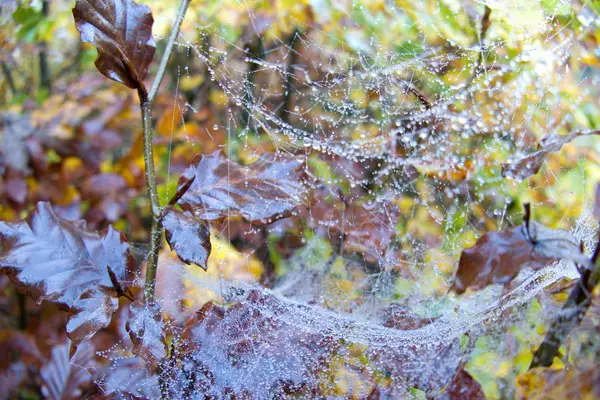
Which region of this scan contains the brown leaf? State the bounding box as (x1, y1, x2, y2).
(502, 130, 600, 180)
(40, 341, 96, 400)
(177, 150, 307, 225)
(0, 330, 44, 399)
(80, 173, 132, 224)
(311, 196, 399, 262)
(97, 358, 161, 399)
(72, 0, 156, 91)
(175, 290, 340, 397)
(126, 301, 167, 365)
(163, 207, 211, 270)
(441, 368, 486, 400)
(452, 218, 589, 294)
(0, 202, 135, 346)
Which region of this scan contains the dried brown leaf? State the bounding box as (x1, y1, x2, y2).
(0, 202, 135, 345)
(40, 341, 96, 400)
(452, 219, 589, 294)
(97, 358, 161, 399)
(442, 368, 486, 400)
(72, 0, 156, 91)
(163, 207, 211, 270)
(177, 150, 307, 225)
(126, 301, 167, 365)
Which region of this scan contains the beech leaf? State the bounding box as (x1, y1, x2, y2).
(502, 130, 599, 180)
(312, 197, 399, 262)
(40, 341, 96, 400)
(177, 150, 307, 225)
(98, 358, 161, 399)
(0, 202, 135, 346)
(72, 0, 156, 91)
(452, 217, 590, 294)
(163, 207, 211, 270)
(126, 301, 167, 365)
(442, 368, 486, 400)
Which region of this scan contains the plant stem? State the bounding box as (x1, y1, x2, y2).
(1, 62, 17, 96)
(148, 0, 191, 103)
(141, 0, 191, 304)
(279, 28, 299, 124)
(39, 1, 51, 94)
(530, 239, 600, 368)
(140, 98, 162, 304)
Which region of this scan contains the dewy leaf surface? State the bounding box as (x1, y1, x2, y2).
(0, 202, 135, 345)
(72, 0, 156, 90)
(163, 207, 211, 270)
(452, 220, 590, 294)
(177, 150, 307, 224)
(126, 301, 167, 365)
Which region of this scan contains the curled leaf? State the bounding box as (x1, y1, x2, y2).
(72, 0, 156, 91)
(0, 202, 135, 346)
(502, 130, 600, 180)
(126, 301, 167, 365)
(163, 207, 211, 271)
(452, 215, 589, 294)
(177, 150, 307, 225)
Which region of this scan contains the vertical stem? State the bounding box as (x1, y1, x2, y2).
(141, 0, 191, 305)
(147, 0, 191, 103)
(17, 292, 27, 330)
(279, 28, 299, 124)
(39, 1, 51, 93)
(242, 37, 264, 127)
(1, 62, 17, 96)
(141, 98, 162, 304)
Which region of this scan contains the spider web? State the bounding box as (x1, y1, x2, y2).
(106, 0, 600, 398)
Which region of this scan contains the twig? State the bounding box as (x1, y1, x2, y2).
(242, 37, 264, 127)
(147, 0, 190, 103)
(474, 6, 492, 75)
(1, 62, 17, 95)
(463, 6, 492, 92)
(279, 28, 300, 123)
(530, 237, 600, 368)
(39, 1, 51, 93)
(404, 83, 432, 110)
(142, 0, 191, 305)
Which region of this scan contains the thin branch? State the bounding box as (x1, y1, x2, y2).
(530, 236, 600, 368)
(141, 0, 191, 304)
(1, 62, 17, 95)
(474, 5, 492, 75)
(140, 99, 162, 305)
(462, 5, 492, 93)
(279, 28, 300, 123)
(404, 83, 432, 110)
(39, 0, 51, 93)
(147, 0, 190, 103)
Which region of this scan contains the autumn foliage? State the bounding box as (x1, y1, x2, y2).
(1, 0, 600, 399)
